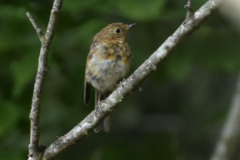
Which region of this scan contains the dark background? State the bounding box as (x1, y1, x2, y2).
(0, 0, 240, 159)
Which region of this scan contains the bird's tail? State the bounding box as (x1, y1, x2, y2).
(94, 90, 111, 133)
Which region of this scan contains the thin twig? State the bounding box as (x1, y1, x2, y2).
(42, 0, 221, 159)
(45, 0, 63, 42)
(26, 12, 45, 43)
(211, 71, 240, 160)
(27, 0, 63, 160)
(184, 0, 194, 22)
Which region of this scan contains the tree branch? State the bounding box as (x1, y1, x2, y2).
(184, 0, 194, 21)
(42, 0, 221, 159)
(26, 12, 45, 43)
(210, 71, 240, 160)
(27, 0, 63, 160)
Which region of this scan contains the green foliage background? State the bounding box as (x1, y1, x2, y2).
(0, 0, 240, 159)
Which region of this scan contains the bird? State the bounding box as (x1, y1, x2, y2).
(84, 22, 135, 133)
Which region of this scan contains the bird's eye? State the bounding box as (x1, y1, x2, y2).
(114, 29, 120, 34)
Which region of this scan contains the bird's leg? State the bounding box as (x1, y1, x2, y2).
(97, 91, 101, 107)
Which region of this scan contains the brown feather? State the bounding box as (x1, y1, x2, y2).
(84, 80, 91, 106)
(94, 90, 111, 133)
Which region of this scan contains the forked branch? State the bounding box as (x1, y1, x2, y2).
(27, 0, 63, 160)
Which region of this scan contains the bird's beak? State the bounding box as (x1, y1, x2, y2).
(128, 23, 136, 28)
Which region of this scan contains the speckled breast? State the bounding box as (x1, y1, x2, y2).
(86, 41, 132, 93)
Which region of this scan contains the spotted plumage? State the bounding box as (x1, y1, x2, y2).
(84, 23, 135, 133)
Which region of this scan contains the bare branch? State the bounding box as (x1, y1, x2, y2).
(42, 0, 221, 159)
(26, 12, 45, 43)
(184, 0, 194, 21)
(27, 0, 63, 160)
(210, 72, 240, 160)
(45, 0, 63, 43)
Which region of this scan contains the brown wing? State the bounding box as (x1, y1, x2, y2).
(84, 78, 91, 106)
(84, 47, 94, 106)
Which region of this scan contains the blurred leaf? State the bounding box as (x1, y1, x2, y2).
(0, 150, 26, 160)
(0, 5, 27, 21)
(63, 0, 99, 12)
(0, 5, 28, 54)
(10, 51, 38, 97)
(117, 0, 166, 21)
(166, 54, 192, 81)
(0, 101, 19, 138)
(74, 19, 107, 46)
(63, 0, 114, 14)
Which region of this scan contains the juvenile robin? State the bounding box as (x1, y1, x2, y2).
(84, 23, 135, 133)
